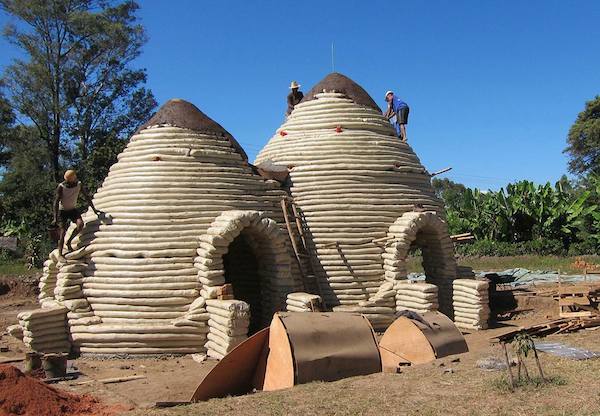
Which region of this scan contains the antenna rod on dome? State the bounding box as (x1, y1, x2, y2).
(331, 42, 335, 72)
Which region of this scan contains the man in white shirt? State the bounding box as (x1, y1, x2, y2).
(52, 170, 99, 255)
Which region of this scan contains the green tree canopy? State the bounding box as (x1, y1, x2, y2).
(0, 0, 156, 181)
(565, 95, 600, 176)
(0, 89, 16, 166)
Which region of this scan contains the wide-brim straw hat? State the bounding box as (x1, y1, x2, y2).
(289, 81, 301, 89)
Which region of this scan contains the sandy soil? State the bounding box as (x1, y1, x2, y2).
(2, 276, 599, 415)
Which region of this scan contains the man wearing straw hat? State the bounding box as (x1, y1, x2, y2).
(286, 80, 304, 117)
(52, 169, 99, 256)
(384, 90, 410, 142)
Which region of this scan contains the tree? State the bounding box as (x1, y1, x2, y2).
(0, 0, 156, 181)
(565, 96, 600, 177)
(0, 125, 54, 235)
(432, 178, 467, 210)
(0, 88, 16, 166)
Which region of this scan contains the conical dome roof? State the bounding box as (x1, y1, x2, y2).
(139, 99, 248, 160)
(43, 99, 291, 354)
(255, 73, 456, 318)
(300, 72, 381, 112)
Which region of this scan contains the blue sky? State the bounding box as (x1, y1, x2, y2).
(1, 1, 599, 189)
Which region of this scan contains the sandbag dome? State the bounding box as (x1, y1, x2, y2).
(38, 99, 297, 355)
(256, 73, 457, 321)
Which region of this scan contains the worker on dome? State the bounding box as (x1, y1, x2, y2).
(52, 169, 99, 256)
(384, 91, 409, 142)
(286, 80, 304, 117)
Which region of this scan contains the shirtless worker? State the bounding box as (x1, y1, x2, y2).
(383, 90, 410, 142)
(52, 170, 99, 256)
(286, 80, 304, 117)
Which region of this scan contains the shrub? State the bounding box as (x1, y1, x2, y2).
(456, 239, 568, 257)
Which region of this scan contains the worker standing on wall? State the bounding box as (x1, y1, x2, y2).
(286, 81, 304, 117)
(52, 170, 100, 256)
(383, 90, 409, 142)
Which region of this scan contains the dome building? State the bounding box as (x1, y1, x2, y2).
(256, 73, 457, 325)
(21, 74, 459, 355)
(36, 99, 299, 354)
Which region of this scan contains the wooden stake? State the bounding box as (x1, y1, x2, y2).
(531, 341, 546, 381)
(281, 199, 307, 290)
(72, 375, 146, 385)
(502, 342, 515, 390)
(521, 355, 530, 380)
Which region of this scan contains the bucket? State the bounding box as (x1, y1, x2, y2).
(42, 353, 67, 378)
(47, 225, 60, 242)
(24, 352, 42, 374)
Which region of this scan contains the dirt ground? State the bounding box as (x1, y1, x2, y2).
(2, 276, 600, 416)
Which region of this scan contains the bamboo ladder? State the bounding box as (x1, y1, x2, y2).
(280, 197, 325, 305)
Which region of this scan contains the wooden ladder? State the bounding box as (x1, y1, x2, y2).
(280, 198, 323, 300)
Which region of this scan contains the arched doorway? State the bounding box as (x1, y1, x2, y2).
(384, 211, 457, 316)
(196, 210, 293, 334)
(222, 231, 265, 333)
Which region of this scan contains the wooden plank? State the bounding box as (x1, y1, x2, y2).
(560, 311, 594, 318)
(559, 297, 591, 306)
(0, 356, 25, 364)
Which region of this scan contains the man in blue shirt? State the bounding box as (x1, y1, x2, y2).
(383, 91, 409, 142)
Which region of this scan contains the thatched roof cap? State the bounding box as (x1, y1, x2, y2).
(138, 99, 248, 160)
(300, 72, 381, 112)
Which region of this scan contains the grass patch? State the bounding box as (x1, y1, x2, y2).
(407, 255, 600, 274)
(0, 259, 38, 277)
(490, 375, 567, 392)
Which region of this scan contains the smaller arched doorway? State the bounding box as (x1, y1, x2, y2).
(196, 210, 293, 334)
(383, 211, 457, 316)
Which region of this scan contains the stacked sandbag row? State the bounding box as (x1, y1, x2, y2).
(332, 282, 396, 331)
(17, 305, 70, 353)
(286, 292, 323, 312)
(195, 210, 294, 327)
(453, 279, 490, 330)
(54, 259, 88, 304)
(255, 73, 456, 324)
(395, 281, 438, 314)
(205, 299, 249, 359)
(39, 251, 60, 304)
(39, 99, 299, 354)
(384, 211, 456, 315)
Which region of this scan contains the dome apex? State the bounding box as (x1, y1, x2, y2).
(300, 72, 380, 112)
(138, 98, 247, 160)
(139, 98, 230, 135)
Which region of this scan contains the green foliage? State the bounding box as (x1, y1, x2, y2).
(0, 0, 157, 181)
(0, 1, 157, 266)
(565, 96, 600, 176)
(455, 239, 568, 257)
(436, 177, 600, 255)
(0, 88, 15, 166)
(0, 126, 55, 235)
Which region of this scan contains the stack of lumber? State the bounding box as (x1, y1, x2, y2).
(492, 316, 600, 343)
(286, 292, 323, 312)
(558, 284, 600, 318)
(395, 281, 438, 314)
(205, 299, 249, 360)
(17, 306, 70, 353)
(453, 279, 490, 330)
(450, 233, 475, 244)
